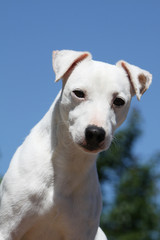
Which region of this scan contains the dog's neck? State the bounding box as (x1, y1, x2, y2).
(50, 98, 99, 196)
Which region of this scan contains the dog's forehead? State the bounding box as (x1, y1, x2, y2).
(67, 60, 130, 94)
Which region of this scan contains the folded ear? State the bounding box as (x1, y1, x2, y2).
(52, 50, 92, 82)
(116, 60, 152, 100)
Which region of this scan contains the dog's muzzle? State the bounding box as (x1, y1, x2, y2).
(81, 125, 106, 152)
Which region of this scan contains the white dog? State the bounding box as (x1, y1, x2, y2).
(0, 50, 152, 240)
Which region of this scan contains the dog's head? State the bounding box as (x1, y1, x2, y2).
(52, 50, 152, 153)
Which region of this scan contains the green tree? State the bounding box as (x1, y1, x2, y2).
(97, 109, 160, 240)
(105, 163, 160, 240)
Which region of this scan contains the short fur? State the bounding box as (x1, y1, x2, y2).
(0, 50, 152, 240)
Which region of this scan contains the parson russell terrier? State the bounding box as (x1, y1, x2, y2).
(0, 50, 152, 240)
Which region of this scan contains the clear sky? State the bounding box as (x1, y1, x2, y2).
(0, 0, 160, 176)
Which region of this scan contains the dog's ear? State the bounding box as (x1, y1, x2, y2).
(52, 50, 92, 82)
(116, 60, 152, 100)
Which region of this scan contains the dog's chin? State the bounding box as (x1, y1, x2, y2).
(78, 142, 109, 154)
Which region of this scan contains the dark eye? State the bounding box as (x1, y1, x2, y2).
(113, 97, 125, 107)
(72, 90, 85, 99)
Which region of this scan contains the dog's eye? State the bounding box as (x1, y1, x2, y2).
(113, 97, 125, 107)
(72, 90, 85, 99)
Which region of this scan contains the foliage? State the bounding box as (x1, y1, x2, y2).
(97, 109, 160, 240)
(104, 165, 160, 240)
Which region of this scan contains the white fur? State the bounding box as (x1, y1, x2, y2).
(0, 50, 152, 240)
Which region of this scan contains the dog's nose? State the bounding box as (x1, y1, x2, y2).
(85, 125, 106, 150)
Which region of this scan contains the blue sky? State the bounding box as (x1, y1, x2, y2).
(0, 0, 160, 176)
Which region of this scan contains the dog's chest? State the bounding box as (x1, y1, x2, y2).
(22, 190, 101, 240)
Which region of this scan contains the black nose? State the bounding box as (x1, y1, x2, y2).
(85, 125, 106, 150)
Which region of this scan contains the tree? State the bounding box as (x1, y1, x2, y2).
(97, 109, 160, 240)
(105, 163, 160, 240)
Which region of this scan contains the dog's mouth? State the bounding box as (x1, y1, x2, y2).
(79, 141, 106, 153)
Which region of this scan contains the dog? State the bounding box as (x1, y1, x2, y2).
(0, 50, 152, 240)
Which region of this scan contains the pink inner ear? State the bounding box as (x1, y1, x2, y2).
(121, 62, 136, 95)
(65, 53, 89, 76)
(138, 74, 147, 95)
(121, 62, 131, 81)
